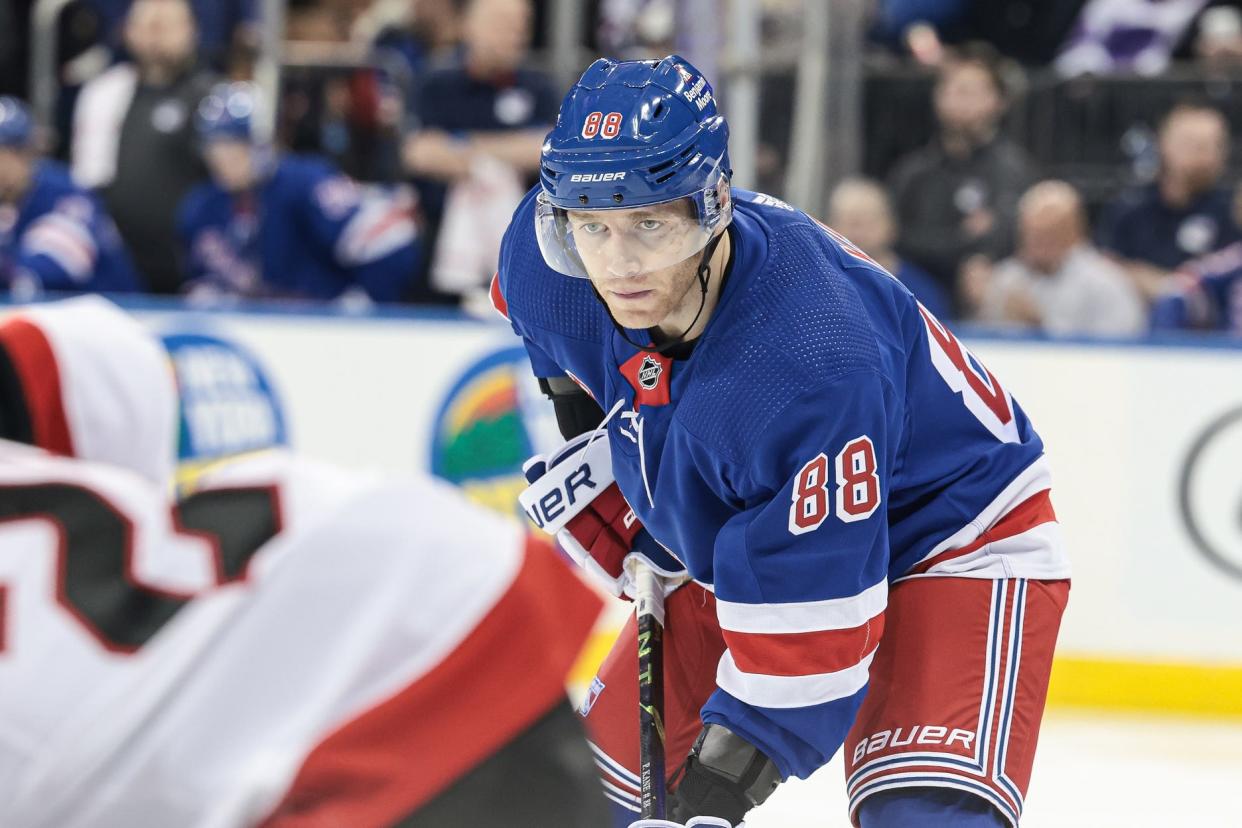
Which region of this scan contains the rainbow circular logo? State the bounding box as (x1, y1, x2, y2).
(430, 346, 559, 518)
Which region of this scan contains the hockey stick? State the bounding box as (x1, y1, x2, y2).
(634, 560, 668, 819)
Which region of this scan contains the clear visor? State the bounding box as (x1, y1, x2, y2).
(535, 176, 728, 279)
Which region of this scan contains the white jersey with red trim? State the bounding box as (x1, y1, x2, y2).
(0, 444, 601, 828)
(0, 295, 177, 486)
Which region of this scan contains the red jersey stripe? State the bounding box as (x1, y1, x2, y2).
(258, 535, 603, 828)
(723, 611, 885, 678)
(910, 489, 1057, 576)
(0, 317, 74, 457)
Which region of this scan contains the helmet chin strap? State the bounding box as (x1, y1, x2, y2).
(594, 229, 727, 356)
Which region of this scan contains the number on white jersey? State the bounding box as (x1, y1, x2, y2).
(0, 483, 279, 654)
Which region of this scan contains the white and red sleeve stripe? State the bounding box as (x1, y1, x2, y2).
(23, 213, 97, 281)
(715, 580, 887, 709)
(335, 198, 417, 265)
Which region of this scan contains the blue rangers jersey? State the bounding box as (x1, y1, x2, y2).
(494, 187, 1070, 782)
(177, 156, 420, 302)
(1152, 240, 1242, 335)
(0, 161, 139, 294)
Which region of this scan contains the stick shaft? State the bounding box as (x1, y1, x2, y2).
(635, 564, 667, 819)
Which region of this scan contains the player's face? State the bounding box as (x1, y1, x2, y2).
(568, 202, 707, 329)
(0, 147, 33, 203)
(934, 62, 1002, 137)
(828, 192, 893, 255)
(464, 0, 532, 72)
(1019, 208, 1076, 274)
(125, 0, 196, 72)
(203, 140, 255, 193)
(1160, 111, 1228, 191)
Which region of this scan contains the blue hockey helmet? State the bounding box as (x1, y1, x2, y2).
(536, 55, 732, 279)
(0, 97, 34, 149)
(195, 82, 258, 143)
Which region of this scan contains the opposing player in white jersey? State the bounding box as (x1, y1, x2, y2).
(0, 297, 609, 827)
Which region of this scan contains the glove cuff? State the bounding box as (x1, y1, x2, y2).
(670, 725, 781, 823)
(518, 435, 614, 534)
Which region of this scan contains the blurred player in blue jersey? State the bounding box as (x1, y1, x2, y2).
(0, 97, 139, 297)
(494, 56, 1072, 828)
(1152, 230, 1242, 335)
(178, 83, 421, 303)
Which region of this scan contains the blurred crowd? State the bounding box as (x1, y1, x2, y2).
(0, 0, 1240, 337)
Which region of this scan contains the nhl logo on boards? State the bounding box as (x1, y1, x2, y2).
(638, 355, 662, 390)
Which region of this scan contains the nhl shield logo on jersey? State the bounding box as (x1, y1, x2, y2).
(638, 355, 662, 390)
(620, 350, 672, 407)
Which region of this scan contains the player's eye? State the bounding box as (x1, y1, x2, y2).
(576, 222, 606, 235)
(637, 219, 664, 232)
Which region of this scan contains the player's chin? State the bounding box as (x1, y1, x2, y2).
(601, 295, 663, 328)
(606, 303, 664, 329)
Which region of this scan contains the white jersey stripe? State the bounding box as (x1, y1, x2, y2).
(588, 740, 640, 786)
(602, 787, 641, 813)
(716, 648, 874, 709)
(901, 456, 1070, 581)
(599, 776, 641, 806)
(715, 579, 888, 635)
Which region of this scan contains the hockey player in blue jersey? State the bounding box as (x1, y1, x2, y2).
(178, 83, 420, 303)
(494, 56, 1071, 828)
(1152, 237, 1242, 334)
(0, 97, 139, 297)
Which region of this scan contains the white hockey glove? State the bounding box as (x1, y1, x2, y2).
(520, 431, 688, 599)
(627, 818, 741, 828)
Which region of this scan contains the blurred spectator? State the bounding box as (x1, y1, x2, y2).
(279, 1, 436, 184)
(177, 83, 421, 304)
(87, 0, 259, 72)
(1152, 184, 1242, 334)
(1191, 4, 1242, 69)
(869, 0, 969, 58)
(889, 43, 1036, 307)
(280, 1, 370, 178)
(402, 0, 557, 301)
(0, 97, 139, 297)
(71, 0, 217, 294)
(964, 180, 1145, 336)
(368, 0, 463, 84)
(1099, 101, 1239, 300)
(827, 177, 953, 320)
(1055, 0, 1210, 76)
(598, 0, 677, 59)
(868, 0, 1089, 67)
